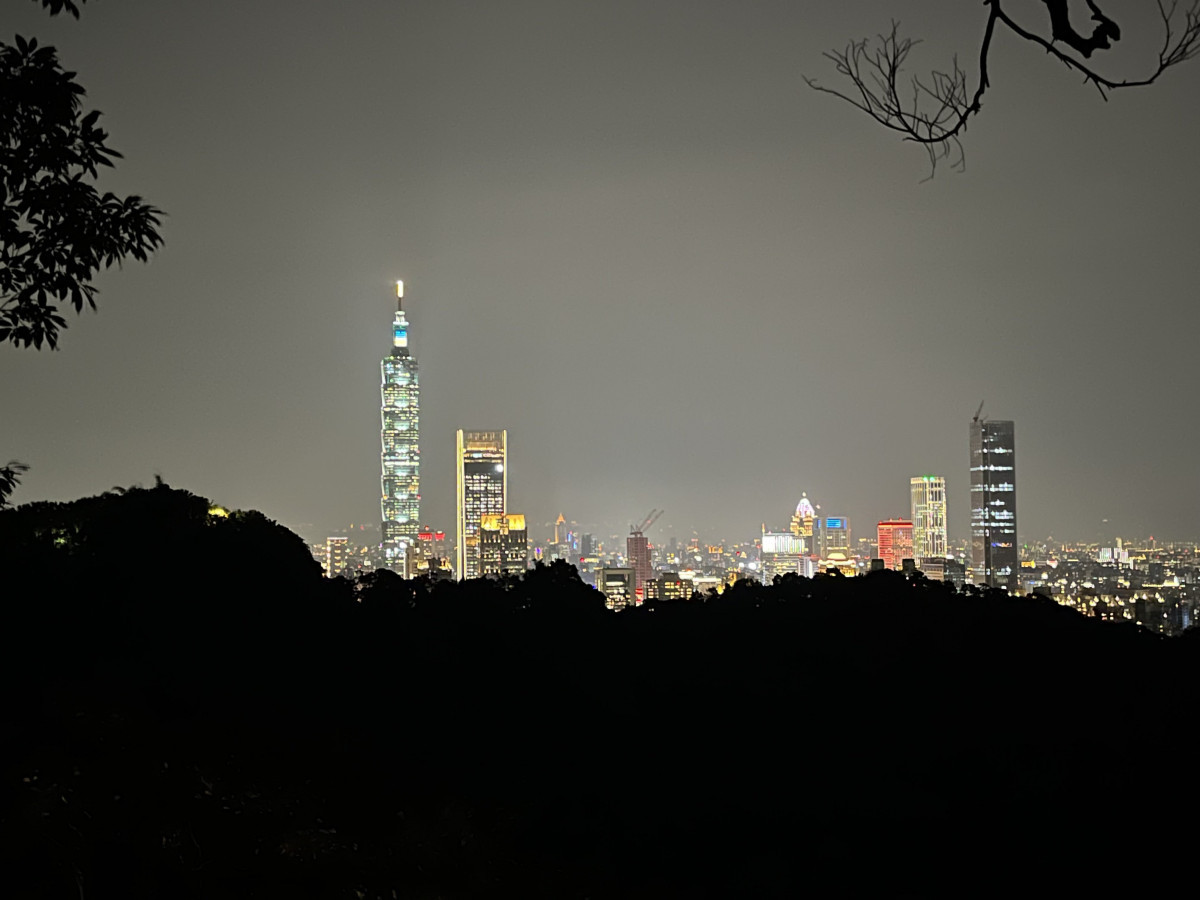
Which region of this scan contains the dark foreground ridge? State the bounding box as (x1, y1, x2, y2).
(2, 485, 1196, 898)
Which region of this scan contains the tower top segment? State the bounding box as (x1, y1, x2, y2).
(392, 283, 410, 352)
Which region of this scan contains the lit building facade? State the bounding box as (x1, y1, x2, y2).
(820, 516, 851, 557)
(548, 513, 578, 562)
(761, 528, 808, 583)
(415, 526, 448, 562)
(596, 567, 636, 611)
(407, 526, 451, 579)
(790, 493, 816, 547)
(877, 520, 914, 571)
(970, 418, 1018, 590)
(479, 513, 528, 577)
(325, 536, 350, 578)
(456, 430, 507, 579)
(644, 572, 691, 602)
(380, 281, 420, 571)
(910, 476, 948, 566)
(627, 531, 651, 600)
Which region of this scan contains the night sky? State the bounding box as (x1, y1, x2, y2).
(3, 0, 1198, 546)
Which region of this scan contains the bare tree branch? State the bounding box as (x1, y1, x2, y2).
(805, 0, 1200, 174)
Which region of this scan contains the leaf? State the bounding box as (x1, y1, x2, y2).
(0, 32, 163, 350)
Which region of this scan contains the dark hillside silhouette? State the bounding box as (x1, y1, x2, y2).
(2, 485, 1196, 897)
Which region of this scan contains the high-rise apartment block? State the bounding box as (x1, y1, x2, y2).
(380, 281, 420, 571)
(876, 520, 914, 571)
(970, 417, 1018, 590)
(479, 513, 528, 577)
(456, 430, 507, 579)
(910, 476, 948, 566)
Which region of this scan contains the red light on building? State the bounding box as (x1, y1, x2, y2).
(877, 520, 914, 571)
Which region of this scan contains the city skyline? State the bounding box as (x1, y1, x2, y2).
(8, 4, 1200, 896)
(3, 2, 1198, 546)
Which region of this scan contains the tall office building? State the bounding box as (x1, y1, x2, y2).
(627, 531, 652, 600)
(456, 430, 507, 579)
(819, 516, 851, 557)
(790, 493, 816, 548)
(479, 513, 529, 577)
(876, 520, 914, 571)
(380, 281, 420, 571)
(970, 416, 1018, 590)
(910, 476, 948, 564)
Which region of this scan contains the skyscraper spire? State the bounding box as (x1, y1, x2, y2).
(391, 280, 409, 350)
(381, 280, 420, 571)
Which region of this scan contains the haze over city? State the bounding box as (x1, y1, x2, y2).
(3, 0, 1198, 545)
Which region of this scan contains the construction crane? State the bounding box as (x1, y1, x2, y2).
(630, 508, 664, 536)
(973, 400, 986, 424)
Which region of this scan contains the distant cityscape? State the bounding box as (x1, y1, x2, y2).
(304, 283, 1200, 635)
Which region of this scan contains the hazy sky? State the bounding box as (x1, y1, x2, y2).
(3, 0, 1198, 546)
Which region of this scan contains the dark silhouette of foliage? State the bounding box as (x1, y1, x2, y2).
(807, 1, 1200, 173)
(2, 0, 160, 508)
(1, 19, 162, 348)
(0, 459, 29, 507)
(2, 484, 1197, 897)
(34, 0, 88, 18)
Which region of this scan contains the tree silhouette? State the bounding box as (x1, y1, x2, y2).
(806, 1, 1200, 173)
(0, 460, 29, 508)
(1, 1, 163, 505)
(1, 2, 163, 349)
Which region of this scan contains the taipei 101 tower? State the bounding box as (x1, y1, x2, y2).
(380, 280, 420, 571)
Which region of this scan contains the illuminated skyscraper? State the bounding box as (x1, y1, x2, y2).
(479, 513, 528, 577)
(910, 476, 948, 564)
(970, 417, 1018, 590)
(456, 430, 507, 579)
(790, 493, 816, 548)
(627, 531, 651, 600)
(819, 516, 851, 557)
(380, 281, 420, 570)
(876, 520, 914, 571)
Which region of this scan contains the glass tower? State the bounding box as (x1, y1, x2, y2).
(969, 418, 1017, 591)
(910, 475, 948, 564)
(455, 430, 507, 579)
(381, 281, 420, 570)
